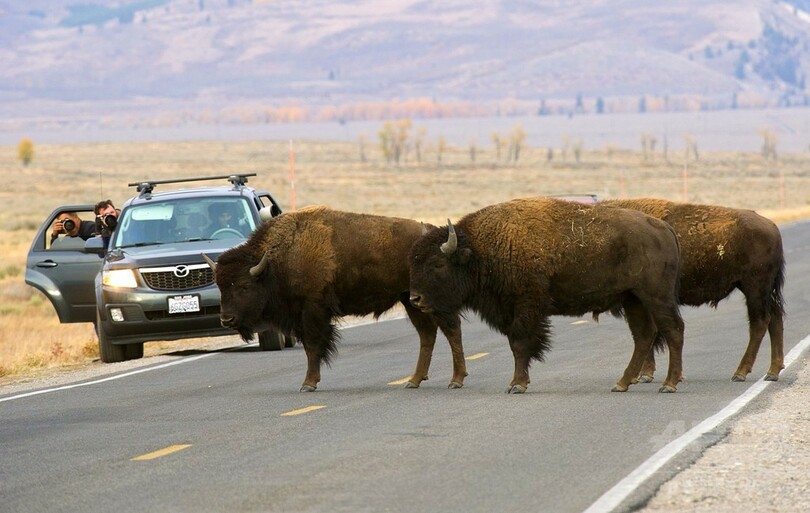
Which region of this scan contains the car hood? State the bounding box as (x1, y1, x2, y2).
(105, 239, 245, 269)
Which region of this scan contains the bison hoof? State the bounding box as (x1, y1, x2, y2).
(731, 374, 747, 382)
(299, 384, 317, 392)
(611, 384, 628, 392)
(448, 381, 463, 389)
(764, 373, 779, 382)
(637, 375, 654, 383)
(658, 385, 677, 393)
(505, 384, 527, 394)
(404, 381, 420, 389)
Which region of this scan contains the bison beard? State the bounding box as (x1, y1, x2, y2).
(602, 198, 786, 382)
(208, 206, 467, 392)
(408, 197, 686, 394)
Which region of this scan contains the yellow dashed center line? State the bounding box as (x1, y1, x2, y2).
(465, 352, 489, 360)
(281, 405, 326, 416)
(388, 377, 413, 386)
(131, 444, 191, 461)
(571, 320, 590, 325)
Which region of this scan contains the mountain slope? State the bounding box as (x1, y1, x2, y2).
(1, 0, 808, 127)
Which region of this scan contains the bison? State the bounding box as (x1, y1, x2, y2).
(601, 198, 785, 382)
(408, 197, 685, 393)
(205, 206, 466, 392)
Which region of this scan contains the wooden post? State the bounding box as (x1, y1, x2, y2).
(288, 139, 296, 211)
(682, 163, 688, 202)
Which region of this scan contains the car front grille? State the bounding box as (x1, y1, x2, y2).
(140, 264, 214, 291)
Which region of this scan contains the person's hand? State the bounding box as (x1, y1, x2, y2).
(51, 219, 65, 238)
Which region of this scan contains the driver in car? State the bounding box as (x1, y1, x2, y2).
(205, 204, 241, 237)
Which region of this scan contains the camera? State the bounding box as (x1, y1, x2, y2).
(62, 218, 76, 232)
(96, 213, 117, 233)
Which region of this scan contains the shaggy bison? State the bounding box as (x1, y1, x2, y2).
(408, 197, 685, 394)
(602, 198, 786, 382)
(206, 206, 466, 391)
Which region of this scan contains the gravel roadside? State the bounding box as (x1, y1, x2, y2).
(637, 355, 810, 512)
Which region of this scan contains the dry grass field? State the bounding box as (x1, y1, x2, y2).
(1, 138, 809, 381)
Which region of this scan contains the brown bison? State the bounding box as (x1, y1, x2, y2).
(205, 206, 466, 392)
(602, 198, 785, 382)
(408, 197, 685, 393)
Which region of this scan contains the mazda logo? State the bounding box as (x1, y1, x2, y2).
(173, 265, 190, 278)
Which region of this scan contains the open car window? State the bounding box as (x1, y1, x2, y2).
(46, 208, 97, 251)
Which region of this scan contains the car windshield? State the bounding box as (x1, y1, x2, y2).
(112, 197, 256, 248)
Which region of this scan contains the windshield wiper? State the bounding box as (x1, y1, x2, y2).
(119, 241, 163, 248)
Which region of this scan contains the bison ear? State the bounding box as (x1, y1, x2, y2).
(456, 248, 472, 265)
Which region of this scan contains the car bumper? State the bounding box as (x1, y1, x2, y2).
(99, 285, 236, 344)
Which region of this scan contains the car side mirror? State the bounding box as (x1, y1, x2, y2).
(84, 236, 106, 255)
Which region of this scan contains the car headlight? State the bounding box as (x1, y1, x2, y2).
(102, 269, 138, 289)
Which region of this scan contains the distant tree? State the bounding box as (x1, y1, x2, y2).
(17, 138, 34, 166)
(469, 139, 477, 164)
(596, 97, 605, 114)
(759, 128, 778, 161)
(491, 132, 503, 163)
(436, 136, 446, 165)
(508, 124, 526, 163)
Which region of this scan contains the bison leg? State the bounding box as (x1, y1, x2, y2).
(765, 312, 785, 381)
(297, 305, 338, 392)
(649, 303, 684, 393)
(504, 310, 550, 394)
(440, 318, 467, 389)
(638, 349, 656, 383)
(732, 313, 769, 382)
(614, 298, 657, 392)
(402, 305, 438, 388)
(507, 335, 531, 394)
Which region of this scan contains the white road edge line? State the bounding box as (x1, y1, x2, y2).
(583, 333, 810, 513)
(0, 314, 410, 403)
(0, 352, 219, 403)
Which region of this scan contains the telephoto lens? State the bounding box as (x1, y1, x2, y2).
(62, 218, 76, 232)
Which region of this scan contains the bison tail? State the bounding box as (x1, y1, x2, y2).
(651, 331, 667, 354)
(769, 254, 786, 319)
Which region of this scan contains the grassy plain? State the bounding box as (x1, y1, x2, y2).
(1, 139, 809, 381)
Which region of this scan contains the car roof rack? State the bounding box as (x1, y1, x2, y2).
(128, 173, 257, 196)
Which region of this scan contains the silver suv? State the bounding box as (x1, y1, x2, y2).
(26, 174, 294, 363)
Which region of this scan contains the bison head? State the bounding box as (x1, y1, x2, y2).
(408, 219, 472, 323)
(204, 249, 275, 342)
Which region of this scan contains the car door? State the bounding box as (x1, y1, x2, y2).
(25, 205, 103, 323)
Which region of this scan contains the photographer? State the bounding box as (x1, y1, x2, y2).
(94, 199, 120, 248)
(50, 212, 96, 243)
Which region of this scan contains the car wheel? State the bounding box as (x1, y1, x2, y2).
(125, 343, 144, 360)
(97, 310, 127, 363)
(284, 335, 296, 348)
(258, 328, 286, 351)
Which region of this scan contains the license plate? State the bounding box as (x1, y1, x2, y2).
(168, 294, 200, 314)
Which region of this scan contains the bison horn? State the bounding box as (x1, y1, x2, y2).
(202, 253, 217, 272)
(249, 252, 270, 277)
(440, 219, 457, 255)
(420, 222, 428, 236)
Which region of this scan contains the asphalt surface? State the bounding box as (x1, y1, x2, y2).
(2, 221, 809, 513)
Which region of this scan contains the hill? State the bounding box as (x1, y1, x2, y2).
(1, 0, 809, 135)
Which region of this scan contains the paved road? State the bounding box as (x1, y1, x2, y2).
(2, 221, 809, 513)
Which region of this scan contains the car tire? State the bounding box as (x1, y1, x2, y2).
(284, 335, 296, 348)
(97, 310, 127, 363)
(258, 328, 286, 351)
(125, 343, 144, 360)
